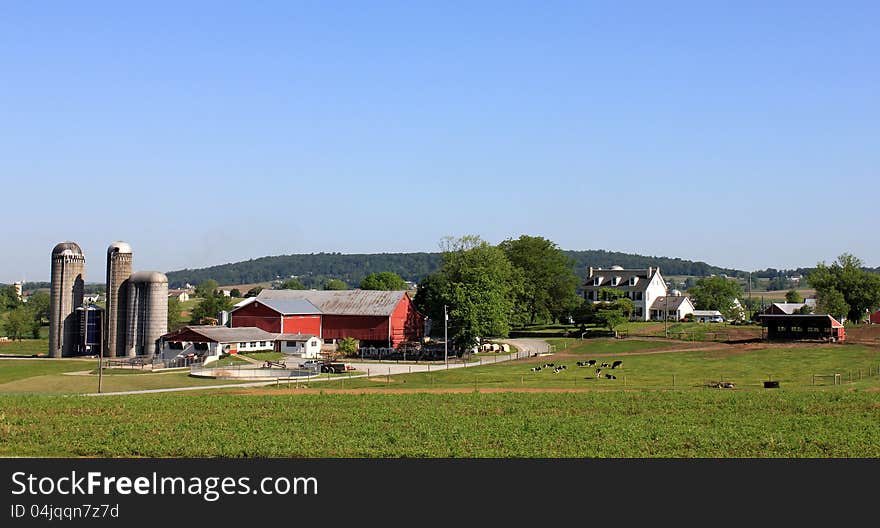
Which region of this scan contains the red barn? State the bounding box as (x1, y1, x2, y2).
(230, 290, 424, 347)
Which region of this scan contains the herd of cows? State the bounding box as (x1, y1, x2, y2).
(530, 359, 624, 379)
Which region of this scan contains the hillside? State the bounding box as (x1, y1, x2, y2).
(164, 250, 743, 289)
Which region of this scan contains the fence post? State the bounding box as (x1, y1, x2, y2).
(673, 374, 676, 388)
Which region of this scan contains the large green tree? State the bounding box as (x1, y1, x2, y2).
(168, 298, 185, 331)
(498, 235, 581, 324)
(808, 254, 880, 322)
(417, 236, 521, 349)
(324, 279, 349, 290)
(4, 306, 38, 341)
(194, 279, 219, 298)
(280, 278, 306, 290)
(189, 293, 234, 324)
(360, 272, 407, 291)
(688, 276, 743, 313)
(816, 289, 848, 321)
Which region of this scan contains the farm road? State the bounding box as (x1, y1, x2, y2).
(81, 338, 548, 396)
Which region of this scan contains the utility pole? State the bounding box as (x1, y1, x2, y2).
(444, 304, 448, 366)
(664, 295, 669, 338)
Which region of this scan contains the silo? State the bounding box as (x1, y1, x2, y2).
(105, 241, 132, 358)
(76, 304, 104, 356)
(126, 271, 168, 357)
(49, 242, 86, 358)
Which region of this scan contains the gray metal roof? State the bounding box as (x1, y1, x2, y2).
(170, 325, 278, 343)
(650, 296, 692, 310)
(770, 302, 807, 315)
(257, 289, 408, 316)
(257, 298, 322, 315)
(584, 269, 657, 290)
(277, 333, 318, 341)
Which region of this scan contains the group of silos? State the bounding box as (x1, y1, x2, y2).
(49, 241, 168, 358)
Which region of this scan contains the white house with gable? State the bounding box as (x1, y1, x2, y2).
(583, 266, 671, 321)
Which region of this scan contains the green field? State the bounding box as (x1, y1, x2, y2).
(0, 338, 49, 356)
(328, 341, 880, 391)
(2, 391, 880, 457)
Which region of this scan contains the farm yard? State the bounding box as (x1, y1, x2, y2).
(1, 336, 880, 457)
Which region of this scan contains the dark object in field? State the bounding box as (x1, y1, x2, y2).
(707, 381, 735, 389)
(764, 381, 780, 389)
(605, 373, 616, 379)
(530, 366, 542, 372)
(611, 360, 623, 369)
(587, 359, 596, 367)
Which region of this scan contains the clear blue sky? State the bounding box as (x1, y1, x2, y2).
(2, 1, 878, 282)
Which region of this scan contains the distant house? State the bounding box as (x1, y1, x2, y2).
(583, 266, 669, 321)
(649, 296, 695, 321)
(692, 310, 724, 323)
(83, 292, 101, 303)
(168, 289, 191, 302)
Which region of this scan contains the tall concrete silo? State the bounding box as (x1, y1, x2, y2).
(126, 271, 168, 357)
(105, 241, 132, 358)
(49, 241, 86, 358)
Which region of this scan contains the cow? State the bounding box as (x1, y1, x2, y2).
(587, 360, 597, 367)
(530, 366, 542, 372)
(595, 368, 603, 379)
(553, 366, 564, 374)
(611, 360, 623, 369)
(600, 362, 610, 368)
(576, 361, 587, 367)
(605, 373, 616, 380)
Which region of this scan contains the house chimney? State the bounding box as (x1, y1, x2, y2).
(648, 266, 653, 276)
(588, 267, 593, 278)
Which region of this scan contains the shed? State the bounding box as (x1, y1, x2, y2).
(759, 314, 845, 342)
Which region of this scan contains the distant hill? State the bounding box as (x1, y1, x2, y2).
(164, 250, 744, 289)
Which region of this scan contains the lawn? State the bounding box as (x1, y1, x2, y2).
(0, 338, 49, 356)
(332, 341, 880, 391)
(2, 391, 880, 457)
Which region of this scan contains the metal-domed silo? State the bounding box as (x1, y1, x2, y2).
(125, 271, 168, 357)
(49, 241, 86, 358)
(105, 241, 132, 358)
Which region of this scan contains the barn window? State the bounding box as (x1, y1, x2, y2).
(777, 326, 786, 332)
(286, 341, 297, 346)
(807, 327, 819, 333)
(791, 327, 802, 332)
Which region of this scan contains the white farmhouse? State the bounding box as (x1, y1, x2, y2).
(583, 266, 670, 321)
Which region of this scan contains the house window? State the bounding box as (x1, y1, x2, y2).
(629, 277, 637, 286)
(612, 277, 621, 286)
(250, 342, 257, 347)
(593, 278, 601, 286)
(637, 292, 643, 300)
(286, 341, 297, 346)
(635, 308, 643, 317)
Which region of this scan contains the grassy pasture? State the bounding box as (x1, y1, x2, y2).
(0, 338, 49, 356)
(334, 341, 880, 391)
(2, 391, 880, 457)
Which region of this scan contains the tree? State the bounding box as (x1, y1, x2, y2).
(596, 309, 627, 336)
(4, 306, 37, 341)
(817, 289, 848, 321)
(598, 287, 625, 301)
(26, 291, 51, 325)
(416, 236, 521, 349)
(194, 279, 219, 298)
(168, 298, 184, 331)
(360, 272, 407, 291)
(189, 293, 234, 325)
(613, 297, 635, 318)
(498, 235, 581, 324)
(324, 279, 349, 290)
(337, 337, 358, 356)
(688, 276, 743, 313)
(280, 278, 306, 290)
(808, 254, 880, 322)
(230, 288, 241, 298)
(245, 286, 263, 297)
(785, 290, 803, 303)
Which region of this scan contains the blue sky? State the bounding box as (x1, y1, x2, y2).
(2, 1, 878, 282)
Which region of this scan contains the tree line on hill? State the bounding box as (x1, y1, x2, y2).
(163, 248, 742, 289)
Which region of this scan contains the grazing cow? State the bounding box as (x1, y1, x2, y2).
(587, 360, 597, 367)
(595, 368, 603, 379)
(553, 366, 564, 374)
(600, 362, 610, 368)
(576, 361, 586, 367)
(530, 366, 542, 372)
(611, 360, 623, 369)
(605, 374, 616, 380)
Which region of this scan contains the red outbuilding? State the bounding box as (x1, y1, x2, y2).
(230, 289, 424, 347)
